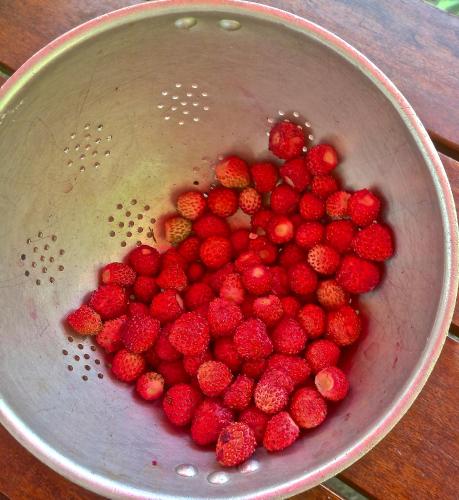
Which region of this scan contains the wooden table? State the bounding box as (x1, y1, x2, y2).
(0, 1, 458, 499)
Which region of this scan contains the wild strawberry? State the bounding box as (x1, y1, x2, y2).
(336, 254, 380, 293)
(234, 318, 273, 359)
(266, 354, 311, 386)
(239, 187, 262, 215)
(240, 296, 255, 317)
(263, 412, 299, 452)
(295, 221, 324, 249)
(207, 262, 235, 292)
(279, 243, 305, 268)
(177, 190, 206, 220)
(242, 265, 271, 295)
(89, 284, 127, 320)
(254, 379, 289, 414)
(96, 315, 126, 352)
(288, 262, 318, 295)
(216, 422, 256, 467)
(128, 245, 161, 276)
(162, 383, 201, 426)
(327, 305, 361, 346)
(311, 174, 339, 199)
(270, 266, 289, 296)
(150, 289, 183, 323)
(270, 184, 299, 214)
(326, 190, 351, 219)
(306, 144, 339, 175)
(133, 276, 158, 303)
(67, 304, 102, 335)
(101, 262, 136, 287)
(200, 236, 232, 269)
(269, 121, 305, 160)
(191, 399, 234, 446)
(251, 162, 278, 193)
(111, 349, 146, 383)
(251, 209, 273, 233)
(260, 367, 294, 393)
(352, 223, 394, 261)
(184, 282, 214, 311)
(121, 314, 160, 353)
(156, 264, 187, 291)
(183, 350, 212, 376)
(145, 344, 160, 368)
(161, 247, 186, 269)
(280, 296, 301, 317)
(267, 215, 294, 244)
(214, 337, 242, 372)
(317, 279, 348, 309)
(136, 372, 165, 401)
(193, 213, 230, 239)
(177, 236, 201, 262)
(315, 366, 349, 401)
(220, 273, 245, 304)
(216, 156, 251, 188)
(307, 244, 341, 275)
(253, 294, 283, 325)
(130, 302, 150, 317)
(239, 406, 269, 444)
(271, 317, 307, 355)
(325, 220, 355, 253)
(154, 326, 181, 361)
(170, 312, 210, 355)
(208, 186, 239, 217)
(305, 339, 341, 374)
(249, 236, 278, 264)
(164, 216, 192, 245)
(280, 157, 310, 192)
(230, 228, 250, 253)
(299, 192, 325, 220)
(290, 387, 327, 429)
(157, 360, 189, 386)
(241, 358, 266, 379)
(187, 262, 205, 282)
(207, 298, 243, 337)
(298, 304, 325, 338)
(223, 374, 254, 410)
(348, 189, 381, 226)
(197, 360, 232, 397)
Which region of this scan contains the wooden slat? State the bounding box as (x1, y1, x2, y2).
(293, 484, 344, 500)
(339, 337, 459, 499)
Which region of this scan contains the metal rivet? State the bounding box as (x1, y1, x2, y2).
(175, 464, 198, 477)
(174, 17, 197, 29)
(207, 471, 230, 484)
(218, 19, 241, 31)
(238, 459, 260, 473)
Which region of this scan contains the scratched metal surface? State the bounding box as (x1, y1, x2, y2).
(0, 2, 456, 499)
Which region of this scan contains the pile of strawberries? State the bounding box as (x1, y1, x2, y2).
(67, 121, 394, 467)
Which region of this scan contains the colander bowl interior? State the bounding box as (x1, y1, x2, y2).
(0, 1, 457, 499)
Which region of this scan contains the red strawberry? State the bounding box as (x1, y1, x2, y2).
(162, 383, 201, 426)
(101, 262, 136, 287)
(111, 349, 146, 383)
(208, 298, 243, 337)
(230, 228, 250, 253)
(239, 187, 262, 215)
(315, 366, 349, 401)
(311, 174, 339, 199)
(234, 318, 273, 359)
(305, 339, 341, 374)
(200, 236, 232, 269)
(266, 354, 311, 386)
(214, 337, 242, 372)
(267, 215, 294, 244)
(241, 358, 266, 379)
(150, 289, 183, 322)
(133, 276, 158, 303)
(145, 345, 160, 368)
(67, 305, 102, 335)
(251, 162, 278, 193)
(215, 156, 251, 188)
(136, 372, 164, 401)
(207, 262, 235, 292)
(161, 247, 186, 269)
(129, 302, 149, 318)
(288, 262, 318, 295)
(154, 325, 181, 361)
(187, 262, 205, 282)
(336, 254, 380, 293)
(352, 223, 394, 261)
(348, 189, 381, 226)
(307, 244, 341, 275)
(305, 144, 339, 175)
(251, 209, 273, 233)
(164, 216, 192, 245)
(183, 350, 212, 376)
(191, 399, 234, 446)
(326, 191, 351, 219)
(121, 314, 160, 353)
(270, 184, 299, 214)
(280, 157, 310, 192)
(317, 279, 348, 309)
(299, 193, 325, 221)
(184, 282, 214, 310)
(96, 315, 126, 352)
(327, 305, 361, 346)
(260, 367, 295, 394)
(242, 265, 271, 295)
(156, 264, 187, 291)
(208, 186, 239, 217)
(271, 317, 307, 355)
(280, 296, 301, 317)
(270, 266, 289, 296)
(197, 360, 233, 396)
(279, 243, 305, 268)
(177, 236, 201, 262)
(325, 220, 355, 253)
(220, 272, 245, 304)
(295, 221, 324, 249)
(253, 294, 283, 325)
(223, 374, 254, 410)
(128, 245, 161, 276)
(249, 236, 278, 264)
(157, 360, 190, 386)
(169, 311, 210, 355)
(239, 406, 269, 444)
(235, 250, 262, 273)
(269, 121, 306, 160)
(290, 387, 327, 429)
(216, 422, 256, 467)
(89, 284, 127, 320)
(254, 379, 289, 414)
(263, 411, 299, 452)
(177, 190, 206, 220)
(193, 213, 230, 239)
(298, 304, 325, 338)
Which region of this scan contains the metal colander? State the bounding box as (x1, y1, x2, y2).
(0, 1, 457, 498)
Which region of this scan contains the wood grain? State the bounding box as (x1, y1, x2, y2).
(0, 0, 458, 149)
